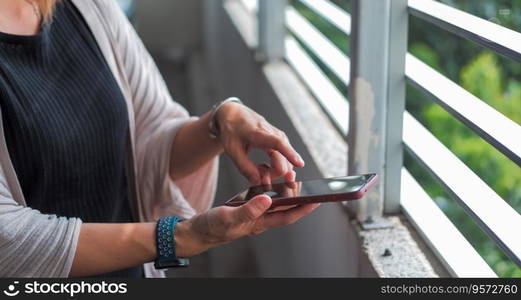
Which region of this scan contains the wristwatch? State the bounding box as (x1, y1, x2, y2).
(154, 216, 189, 269)
(208, 97, 243, 139)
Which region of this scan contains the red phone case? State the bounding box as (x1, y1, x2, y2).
(225, 174, 379, 208)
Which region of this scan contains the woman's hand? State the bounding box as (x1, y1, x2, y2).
(175, 195, 320, 257)
(216, 103, 305, 185)
(70, 193, 319, 276)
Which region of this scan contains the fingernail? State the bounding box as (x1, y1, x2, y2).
(254, 196, 270, 212)
(297, 154, 305, 165)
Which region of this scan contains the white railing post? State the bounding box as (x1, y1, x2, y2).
(258, 0, 287, 61)
(348, 0, 408, 224)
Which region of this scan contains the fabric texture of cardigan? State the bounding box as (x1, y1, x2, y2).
(0, 0, 218, 278)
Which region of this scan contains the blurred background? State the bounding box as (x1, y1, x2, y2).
(118, 0, 520, 277)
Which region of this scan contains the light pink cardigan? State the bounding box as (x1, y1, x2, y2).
(0, 0, 218, 278)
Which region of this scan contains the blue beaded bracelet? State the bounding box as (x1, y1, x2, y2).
(154, 216, 189, 269)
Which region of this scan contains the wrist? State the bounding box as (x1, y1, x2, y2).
(209, 98, 243, 139)
(145, 223, 158, 260)
(215, 103, 240, 131)
(173, 219, 208, 257)
(132, 222, 158, 263)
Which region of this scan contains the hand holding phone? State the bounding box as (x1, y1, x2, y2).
(225, 174, 378, 208)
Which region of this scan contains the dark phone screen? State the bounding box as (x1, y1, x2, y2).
(227, 174, 376, 205)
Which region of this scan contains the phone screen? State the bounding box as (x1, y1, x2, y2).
(226, 174, 376, 206)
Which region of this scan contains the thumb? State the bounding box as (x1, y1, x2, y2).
(234, 195, 272, 223)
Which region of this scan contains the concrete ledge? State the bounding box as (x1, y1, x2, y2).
(356, 217, 438, 277)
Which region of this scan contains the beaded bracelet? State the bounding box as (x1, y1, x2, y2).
(154, 216, 189, 269)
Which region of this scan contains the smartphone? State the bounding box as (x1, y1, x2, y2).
(225, 174, 378, 208)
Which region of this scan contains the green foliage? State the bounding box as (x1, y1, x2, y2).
(410, 43, 441, 70)
(461, 53, 503, 104)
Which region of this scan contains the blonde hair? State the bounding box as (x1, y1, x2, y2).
(36, 0, 59, 23)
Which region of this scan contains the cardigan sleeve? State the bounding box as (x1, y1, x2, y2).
(0, 163, 82, 277)
(97, 0, 218, 220)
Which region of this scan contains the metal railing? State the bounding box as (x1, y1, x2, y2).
(403, 0, 521, 270)
(238, 0, 521, 277)
(285, 1, 350, 134)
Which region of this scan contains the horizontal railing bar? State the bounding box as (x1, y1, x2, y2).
(285, 37, 349, 134)
(406, 54, 521, 167)
(286, 7, 350, 86)
(240, 0, 258, 13)
(403, 112, 521, 267)
(298, 0, 351, 35)
(408, 0, 521, 62)
(401, 168, 497, 277)
(225, 0, 258, 48)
